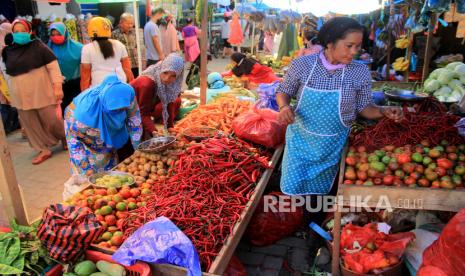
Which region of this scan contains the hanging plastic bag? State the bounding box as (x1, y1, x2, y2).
(232, 107, 286, 148)
(425, 0, 452, 13)
(255, 81, 280, 111)
(112, 217, 202, 276)
(418, 208, 465, 276)
(37, 204, 104, 262)
(245, 192, 304, 246)
(224, 255, 246, 276)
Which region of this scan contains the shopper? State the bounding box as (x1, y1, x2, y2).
(64, 74, 142, 176)
(144, 7, 165, 66)
(181, 18, 201, 63)
(185, 53, 212, 89)
(48, 22, 83, 116)
(222, 52, 280, 85)
(263, 31, 274, 54)
(297, 30, 323, 57)
(221, 15, 231, 58)
(276, 17, 403, 195)
(130, 54, 184, 139)
(2, 19, 66, 164)
(81, 17, 134, 91)
(206, 72, 231, 103)
(160, 15, 180, 56)
(112, 12, 145, 78)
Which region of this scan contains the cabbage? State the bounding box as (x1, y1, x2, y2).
(449, 90, 463, 102)
(434, 86, 452, 97)
(446, 62, 464, 70)
(437, 95, 446, 102)
(455, 64, 465, 75)
(448, 79, 463, 90)
(437, 70, 456, 85)
(461, 75, 465, 84)
(424, 79, 441, 93)
(429, 68, 446, 79)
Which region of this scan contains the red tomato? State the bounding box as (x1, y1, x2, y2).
(345, 156, 357, 166)
(397, 153, 411, 165)
(437, 158, 453, 170)
(105, 215, 117, 226)
(383, 175, 394, 186)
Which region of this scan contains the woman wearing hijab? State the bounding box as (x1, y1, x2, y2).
(160, 15, 180, 56)
(130, 53, 184, 139)
(222, 52, 280, 85)
(2, 19, 66, 164)
(64, 74, 142, 176)
(81, 17, 134, 91)
(48, 22, 83, 115)
(181, 18, 201, 62)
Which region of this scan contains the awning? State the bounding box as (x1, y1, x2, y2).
(75, 0, 134, 3)
(262, 0, 383, 16)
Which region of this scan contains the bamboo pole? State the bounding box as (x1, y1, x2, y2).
(422, 14, 437, 81)
(0, 119, 28, 225)
(200, 0, 208, 105)
(386, 0, 394, 80)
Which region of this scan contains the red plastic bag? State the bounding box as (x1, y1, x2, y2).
(245, 192, 303, 246)
(224, 255, 246, 276)
(418, 208, 465, 276)
(232, 107, 286, 148)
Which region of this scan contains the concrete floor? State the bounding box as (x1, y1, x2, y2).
(6, 57, 230, 222)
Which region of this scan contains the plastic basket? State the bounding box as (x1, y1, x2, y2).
(45, 250, 151, 276)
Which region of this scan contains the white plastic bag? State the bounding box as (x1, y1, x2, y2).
(63, 175, 89, 201)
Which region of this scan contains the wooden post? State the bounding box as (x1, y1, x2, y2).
(199, 0, 208, 105)
(0, 119, 28, 225)
(422, 14, 438, 81)
(133, 0, 143, 75)
(332, 209, 342, 276)
(386, 0, 394, 80)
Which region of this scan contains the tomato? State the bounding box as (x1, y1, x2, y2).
(393, 178, 403, 187)
(418, 178, 430, 187)
(95, 189, 107, 196)
(402, 163, 415, 174)
(116, 211, 128, 219)
(345, 156, 357, 166)
(359, 163, 370, 172)
(105, 215, 117, 226)
(116, 219, 125, 230)
(404, 177, 416, 186)
(435, 167, 447, 177)
(107, 201, 116, 210)
(384, 145, 395, 152)
(373, 178, 383, 185)
(383, 175, 394, 186)
(410, 172, 421, 180)
(447, 153, 458, 161)
(130, 188, 141, 198)
(420, 140, 430, 147)
(355, 180, 364, 185)
(343, 180, 354, 185)
(357, 146, 366, 153)
(110, 235, 123, 246)
(120, 189, 132, 199)
(437, 158, 453, 170)
(415, 165, 424, 174)
(455, 166, 465, 175)
(344, 168, 357, 180)
(397, 153, 411, 164)
(96, 214, 104, 222)
(431, 181, 440, 188)
(425, 172, 438, 181)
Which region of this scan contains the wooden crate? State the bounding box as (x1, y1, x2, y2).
(91, 146, 284, 275)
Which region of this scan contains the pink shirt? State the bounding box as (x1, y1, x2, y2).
(297, 44, 323, 57)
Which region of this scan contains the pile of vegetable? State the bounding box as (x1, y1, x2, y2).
(70, 259, 125, 276)
(0, 220, 55, 275)
(343, 140, 465, 189)
(350, 112, 464, 151)
(64, 185, 151, 250)
(94, 175, 133, 188)
(423, 62, 465, 102)
(120, 137, 271, 270)
(174, 98, 251, 134)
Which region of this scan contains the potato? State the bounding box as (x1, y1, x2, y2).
(161, 157, 168, 163)
(157, 169, 166, 176)
(123, 158, 132, 165)
(139, 157, 147, 164)
(151, 166, 157, 173)
(140, 171, 148, 178)
(119, 167, 128, 172)
(138, 165, 144, 171)
(150, 174, 158, 181)
(133, 171, 140, 176)
(134, 151, 141, 157)
(153, 154, 161, 161)
(144, 163, 151, 172)
(157, 161, 164, 169)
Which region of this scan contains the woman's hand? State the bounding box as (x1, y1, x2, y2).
(381, 106, 404, 122)
(53, 84, 64, 103)
(278, 106, 295, 125)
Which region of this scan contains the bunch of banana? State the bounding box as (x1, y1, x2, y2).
(395, 36, 410, 49)
(393, 57, 409, 71)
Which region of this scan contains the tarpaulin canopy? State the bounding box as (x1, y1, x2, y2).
(262, 0, 383, 16)
(75, 0, 133, 3)
(34, 0, 70, 3)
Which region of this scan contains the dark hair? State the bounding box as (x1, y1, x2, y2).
(231, 52, 256, 77)
(317, 17, 364, 48)
(151, 7, 165, 16)
(186, 18, 193, 24)
(224, 16, 230, 22)
(93, 38, 115, 60)
(303, 30, 319, 45)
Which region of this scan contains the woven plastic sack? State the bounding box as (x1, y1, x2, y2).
(113, 216, 201, 276)
(37, 204, 104, 262)
(418, 208, 465, 276)
(255, 81, 280, 111)
(245, 192, 304, 246)
(232, 107, 286, 148)
(224, 255, 246, 276)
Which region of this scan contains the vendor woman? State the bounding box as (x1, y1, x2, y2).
(277, 17, 403, 195)
(222, 52, 280, 85)
(130, 53, 184, 139)
(64, 74, 142, 176)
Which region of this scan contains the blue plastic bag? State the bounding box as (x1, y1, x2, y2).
(112, 217, 202, 276)
(255, 81, 280, 111)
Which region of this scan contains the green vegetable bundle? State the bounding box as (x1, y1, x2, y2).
(0, 220, 55, 275)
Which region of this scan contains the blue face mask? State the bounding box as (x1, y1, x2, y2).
(12, 32, 32, 45)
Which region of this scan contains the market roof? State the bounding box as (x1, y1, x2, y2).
(262, 0, 383, 16)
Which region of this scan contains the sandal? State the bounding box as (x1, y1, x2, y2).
(32, 151, 52, 165)
(62, 139, 68, 151)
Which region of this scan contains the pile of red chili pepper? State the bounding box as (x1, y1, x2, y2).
(350, 112, 464, 152)
(121, 137, 271, 271)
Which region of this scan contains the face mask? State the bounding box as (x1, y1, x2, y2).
(12, 32, 32, 45)
(51, 35, 65, 45)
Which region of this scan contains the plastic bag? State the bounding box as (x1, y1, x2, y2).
(113, 217, 202, 276)
(63, 175, 88, 201)
(418, 208, 465, 276)
(255, 81, 280, 111)
(224, 255, 246, 276)
(245, 192, 303, 246)
(232, 107, 286, 148)
(37, 204, 104, 262)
